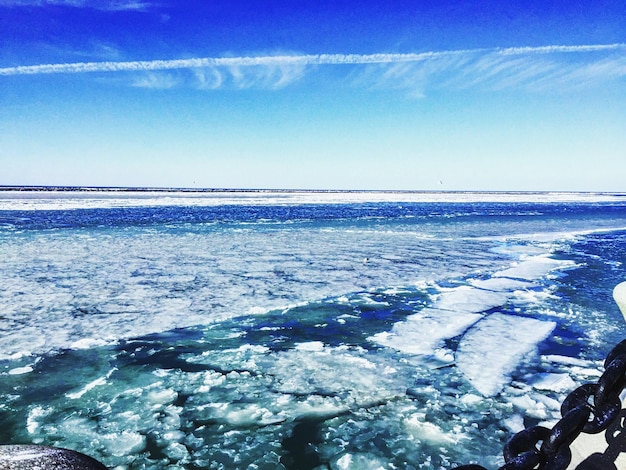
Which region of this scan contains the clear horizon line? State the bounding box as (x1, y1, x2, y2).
(1, 43, 625, 76)
(1, 185, 625, 196)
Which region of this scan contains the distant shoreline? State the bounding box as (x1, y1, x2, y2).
(1, 185, 624, 197)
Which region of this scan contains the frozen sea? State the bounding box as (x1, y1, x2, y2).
(1, 190, 626, 469)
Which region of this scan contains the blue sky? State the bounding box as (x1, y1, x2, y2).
(1, 1, 625, 191)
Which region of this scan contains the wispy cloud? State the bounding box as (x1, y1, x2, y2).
(0, 51, 469, 75)
(0, 0, 152, 11)
(1, 43, 625, 93)
(131, 72, 180, 89)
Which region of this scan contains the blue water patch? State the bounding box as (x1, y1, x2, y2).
(240, 291, 427, 351)
(2, 200, 626, 232)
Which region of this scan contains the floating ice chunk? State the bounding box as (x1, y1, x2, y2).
(459, 393, 483, 406)
(8, 366, 33, 375)
(247, 306, 273, 315)
(266, 345, 406, 407)
(26, 406, 50, 434)
(355, 293, 390, 307)
(432, 286, 510, 313)
(433, 348, 455, 363)
(370, 308, 483, 355)
(66, 369, 115, 399)
(70, 338, 109, 349)
(502, 414, 525, 433)
(494, 255, 575, 280)
(340, 354, 377, 370)
(511, 288, 557, 305)
(404, 413, 461, 444)
(294, 341, 325, 352)
(570, 367, 603, 380)
(334, 452, 387, 469)
(541, 355, 592, 367)
(534, 393, 562, 413)
(530, 373, 576, 393)
(336, 453, 353, 469)
(291, 400, 348, 421)
(456, 313, 556, 396)
(101, 431, 146, 457)
(224, 404, 275, 426)
(164, 442, 189, 462)
(197, 402, 281, 427)
(231, 344, 270, 354)
(147, 388, 177, 405)
(507, 394, 549, 420)
(468, 277, 536, 291)
(162, 430, 185, 443)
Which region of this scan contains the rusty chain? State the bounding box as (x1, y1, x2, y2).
(452, 338, 626, 470)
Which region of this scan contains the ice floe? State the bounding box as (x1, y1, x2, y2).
(467, 277, 536, 292)
(529, 372, 576, 392)
(456, 314, 556, 396)
(493, 254, 576, 280)
(432, 285, 511, 312)
(369, 244, 580, 398)
(7, 365, 33, 375)
(2, 194, 625, 469)
(370, 309, 483, 355)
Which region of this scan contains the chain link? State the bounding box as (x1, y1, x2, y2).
(452, 339, 626, 470)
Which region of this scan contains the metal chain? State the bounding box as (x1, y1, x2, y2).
(452, 338, 626, 470)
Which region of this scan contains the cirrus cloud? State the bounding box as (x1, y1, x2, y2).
(0, 0, 152, 11)
(1, 43, 625, 93)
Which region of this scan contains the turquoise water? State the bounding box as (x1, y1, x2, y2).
(1, 191, 625, 469)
